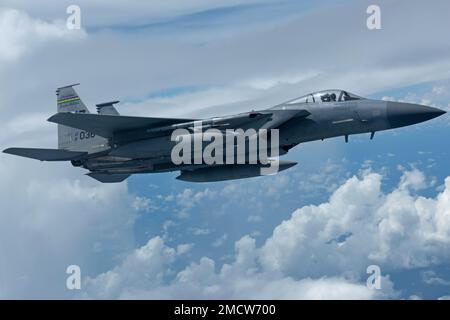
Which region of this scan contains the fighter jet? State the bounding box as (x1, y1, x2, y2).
(3, 84, 446, 183)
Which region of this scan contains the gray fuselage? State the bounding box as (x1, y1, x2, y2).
(81, 96, 444, 176)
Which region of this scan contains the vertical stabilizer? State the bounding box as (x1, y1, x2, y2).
(56, 84, 108, 152)
(56, 83, 89, 114)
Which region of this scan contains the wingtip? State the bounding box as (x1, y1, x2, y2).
(47, 113, 62, 123)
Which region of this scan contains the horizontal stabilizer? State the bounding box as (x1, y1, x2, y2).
(96, 101, 120, 115)
(87, 172, 130, 183)
(48, 113, 196, 138)
(3, 148, 87, 161)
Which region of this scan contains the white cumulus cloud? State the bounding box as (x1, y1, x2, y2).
(259, 170, 450, 278)
(0, 8, 85, 62)
(84, 235, 394, 299)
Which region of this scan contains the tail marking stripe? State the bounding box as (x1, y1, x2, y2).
(58, 97, 81, 104)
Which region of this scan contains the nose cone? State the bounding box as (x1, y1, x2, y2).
(387, 102, 446, 128)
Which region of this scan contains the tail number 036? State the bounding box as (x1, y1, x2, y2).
(79, 131, 95, 140)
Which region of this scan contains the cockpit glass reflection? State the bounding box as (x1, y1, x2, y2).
(287, 90, 364, 104)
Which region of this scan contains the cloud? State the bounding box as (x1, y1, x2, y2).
(0, 155, 136, 298)
(212, 233, 228, 248)
(3, 1, 450, 122)
(191, 228, 212, 236)
(83, 237, 176, 299)
(0, 8, 85, 62)
(422, 270, 450, 286)
(84, 235, 394, 299)
(259, 169, 450, 279)
(248, 215, 262, 223)
(177, 243, 194, 255)
(1, 0, 276, 29)
(83, 168, 450, 299)
(111, 0, 450, 119)
(398, 168, 427, 191)
(132, 196, 155, 213)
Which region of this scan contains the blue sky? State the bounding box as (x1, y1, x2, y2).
(1, 0, 450, 299)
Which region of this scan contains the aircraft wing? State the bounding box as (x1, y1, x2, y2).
(48, 113, 197, 138)
(47, 109, 310, 143)
(203, 109, 310, 131)
(121, 109, 309, 135)
(3, 148, 87, 161)
(145, 112, 274, 134)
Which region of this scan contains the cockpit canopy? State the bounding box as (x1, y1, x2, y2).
(287, 90, 364, 104)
